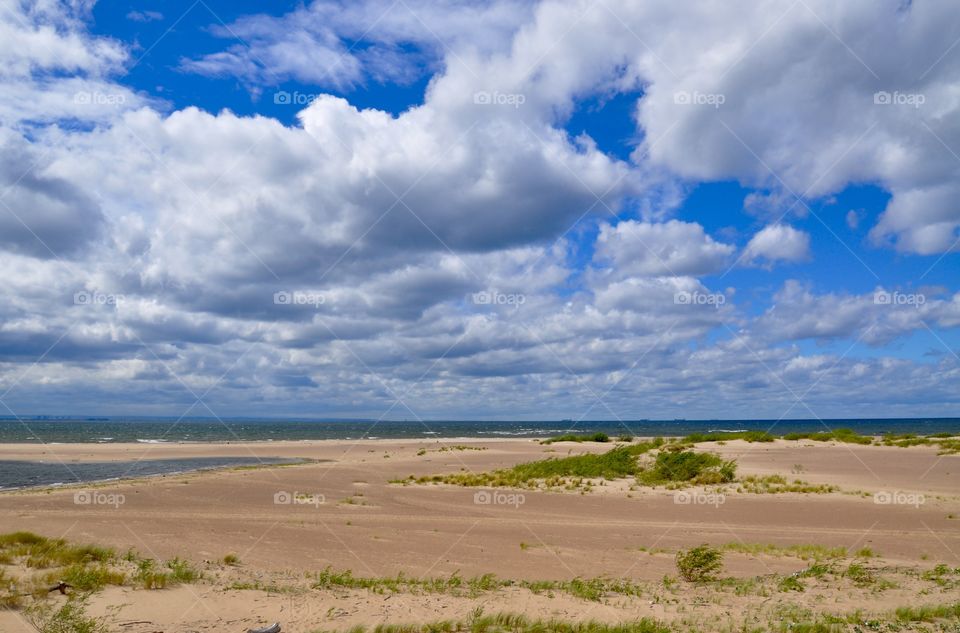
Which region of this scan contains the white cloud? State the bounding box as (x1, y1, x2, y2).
(743, 224, 811, 265)
(594, 220, 734, 278)
(0, 0, 958, 418)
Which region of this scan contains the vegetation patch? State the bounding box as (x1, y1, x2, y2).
(894, 602, 960, 623)
(682, 430, 775, 443)
(636, 449, 736, 486)
(736, 474, 837, 494)
(719, 542, 847, 561)
(675, 545, 723, 582)
(541, 433, 611, 444)
(401, 440, 663, 489)
(310, 568, 646, 601)
(781, 428, 873, 444)
(317, 611, 672, 633)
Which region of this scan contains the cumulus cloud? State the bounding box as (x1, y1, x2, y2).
(0, 0, 958, 419)
(743, 224, 811, 265)
(594, 220, 734, 278)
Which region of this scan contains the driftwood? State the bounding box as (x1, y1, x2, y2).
(247, 624, 281, 633)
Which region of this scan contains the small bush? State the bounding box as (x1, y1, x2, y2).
(24, 595, 109, 633)
(638, 450, 736, 485)
(675, 545, 723, 582)
(223, 553, 240, 566)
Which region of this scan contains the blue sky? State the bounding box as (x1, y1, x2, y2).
(0, 0, 958, 419)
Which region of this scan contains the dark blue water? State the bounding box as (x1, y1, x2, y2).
(0, 456, 302, 490)
(1, 416, 958, 443)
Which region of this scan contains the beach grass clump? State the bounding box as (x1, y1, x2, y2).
(737, 475, 837, 494)
(0, 532, 115, 569)
(778, 575, 805, 592)
(323, 612, 672, 633)
(56, 563, 126, 591)
(310, 568, 646, 601)
(844, 563, 877, 587)
(541, 432, 610, 444)
(894, 602, 960, 623)
(682, 430, 775, 443)
(406, 440, 663, 489)
(675, 545, 723, 582)
(719, 542, 846, 561)
(24, 595, 109, 633)
(636, 449, 736, 486)
(781, 428, 873, 445)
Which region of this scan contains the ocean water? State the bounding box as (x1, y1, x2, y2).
(1, 417, 957, 491)
(1, 416, 958, 443)
(0, 456, 301, 490)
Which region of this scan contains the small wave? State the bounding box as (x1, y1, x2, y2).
(136, 439, 168, 444)
(707, 429, 749, 433)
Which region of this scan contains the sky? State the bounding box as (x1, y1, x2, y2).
(0, 0, 959, 421)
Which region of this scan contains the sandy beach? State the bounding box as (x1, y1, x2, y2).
(1, 437, 958, 632)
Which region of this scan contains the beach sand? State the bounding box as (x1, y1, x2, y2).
(0, 438, 958, 631)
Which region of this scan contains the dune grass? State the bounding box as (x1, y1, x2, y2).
(318, 612, 672, 633)
(719, 542, 847, 561)
(894, 602, 960, 623)
(311, 568, 646, 601)
(636, 449, 736, 486)
(541, 432, 611, 444)
(402, 440, 664, 489)
(736, 474, 837, 494)
(682, 430, 776, 443)
(0, 532, 114, 569)
(781, 428, 873, 444)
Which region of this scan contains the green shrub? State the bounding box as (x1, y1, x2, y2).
(24, 596, 109, 633)
(638, 450, 736, 485)
(675, 545, 723, 582)
(412, 441, 663, 488)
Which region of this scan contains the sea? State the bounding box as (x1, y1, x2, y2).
(0, 416, 957, 491)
